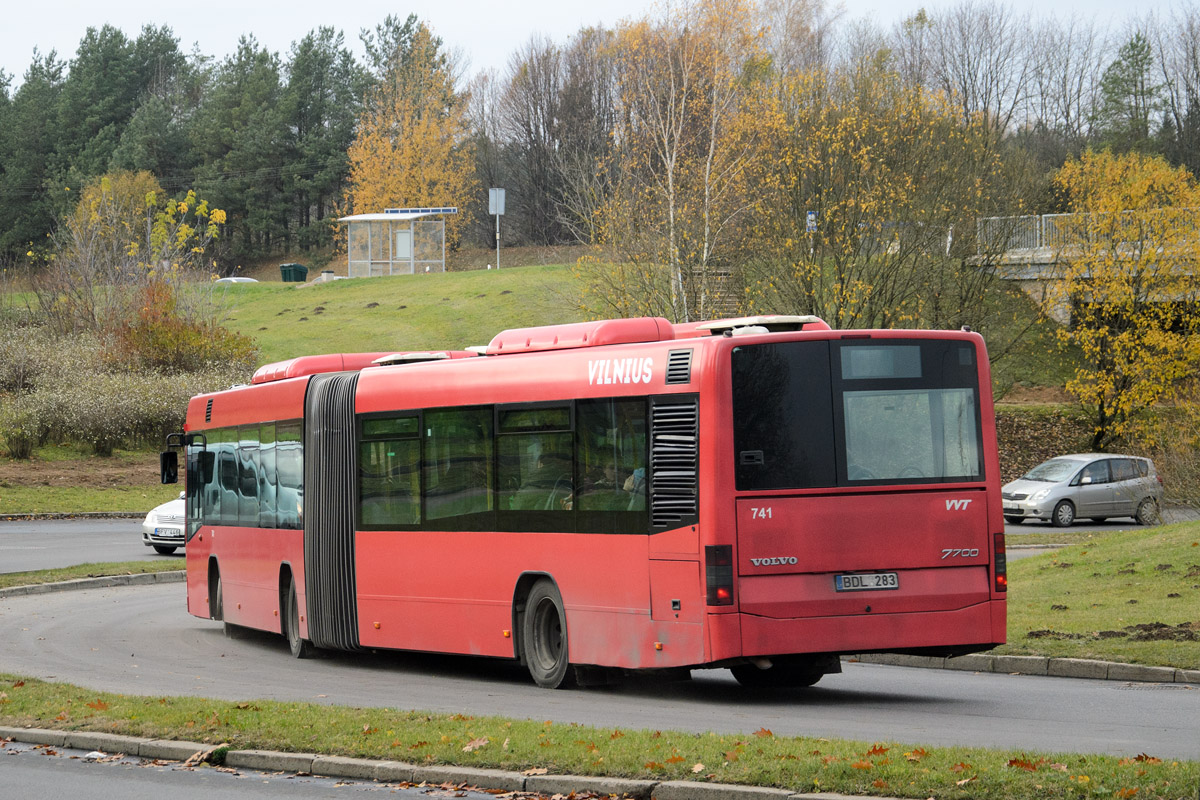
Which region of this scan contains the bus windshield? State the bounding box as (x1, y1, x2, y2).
(732, 339, 984, 490)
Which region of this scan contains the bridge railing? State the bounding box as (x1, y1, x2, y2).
(979, 209, 1200, 254)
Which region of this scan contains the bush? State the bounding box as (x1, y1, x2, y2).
(107, 281, 258, 373)
(33, 365, 250, 456)
(0, 397, 46, 459)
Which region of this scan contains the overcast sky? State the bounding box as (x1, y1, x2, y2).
(0, 0, 1183, 90)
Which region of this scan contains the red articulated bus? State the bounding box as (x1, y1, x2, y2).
(162, 315, 1006, 689)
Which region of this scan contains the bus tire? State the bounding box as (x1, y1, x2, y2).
(210, 567, 224, 622)
(731, 661, 825, 689)
(284, 577, 315, 659)
(522, 580, 575, 689)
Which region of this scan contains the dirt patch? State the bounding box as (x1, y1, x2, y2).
(999, 385, 1073, 404)
(0, 453, 160, 489)
(1030, 622, 1198, 643)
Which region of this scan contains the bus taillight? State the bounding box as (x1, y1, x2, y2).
(706, 545, 734, 605)
(993, 532, 1007, 593)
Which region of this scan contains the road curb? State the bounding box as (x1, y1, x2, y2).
(848, 653, 1199, 685)
(0, 726, 906, 799)
(0, 570, 185, 599)
(1, 512, 144, 520)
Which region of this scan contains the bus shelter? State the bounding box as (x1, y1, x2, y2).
(341, 207, 458, 277)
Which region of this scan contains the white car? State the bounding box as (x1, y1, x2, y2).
(142, 492, 186, 554)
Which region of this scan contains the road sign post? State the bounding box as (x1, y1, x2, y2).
(489, 188, 506, 269)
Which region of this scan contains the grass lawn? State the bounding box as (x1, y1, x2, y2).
(0, 560, 180, 591)
(999, 521, 1200, 668)
(0, 674, 1194, 799)
(215, 264, 584, 364)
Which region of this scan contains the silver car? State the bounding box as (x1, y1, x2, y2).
(142, 491, 186, 554)
(1001, 454, 1162, 527)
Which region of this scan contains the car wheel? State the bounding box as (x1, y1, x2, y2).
(152, 545, 177, 555)
(1135, 498, 1160, 526)
(1052, 500, 1075, 527)
(522, 580, 574, 689)
(1004, 516, 1023, 525)
(284, 577, 315, 658)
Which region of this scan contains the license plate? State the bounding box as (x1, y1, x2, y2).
(835, 572, 899, 592)
(1003, 504, 1019, 512)
(154, 527, 183, 538)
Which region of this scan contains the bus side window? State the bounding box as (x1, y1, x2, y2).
(258, 422, 277, 528)
(239, 425, 260, 527)
(498, 406, 573, 532)
(360, 416, 420, 528)
(576, 399, 649, 533)
(424, 408, 494, 530)
(276, 421, 304, 529)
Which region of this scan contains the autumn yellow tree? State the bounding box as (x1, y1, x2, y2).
(343, 20, 475, 246)
(1047, 149, 1200, 450)
(582, 0, 775, 322)
(745, 58, 1020, 330)
(34, 170, 227, 334)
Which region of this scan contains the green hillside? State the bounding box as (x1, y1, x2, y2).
(217, 264, 584, 364)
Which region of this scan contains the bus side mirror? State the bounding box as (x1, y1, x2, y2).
(161, 451, 179, 484)
(200, 451, 215, 484)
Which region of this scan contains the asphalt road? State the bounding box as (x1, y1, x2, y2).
(1, 582, 1197, 761)
(0, 518, 181, 574)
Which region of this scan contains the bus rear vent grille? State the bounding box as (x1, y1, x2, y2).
(665, 349, 693, 384)
(205, 399, 213, 423)
(650, 395, 699, 528)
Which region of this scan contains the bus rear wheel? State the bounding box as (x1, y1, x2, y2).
(523, 580, 574, 689)
(284, 577, 315, 659)
(731, 660, 826, 689)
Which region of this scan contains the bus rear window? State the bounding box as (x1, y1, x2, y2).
(732, 339, 984, 490)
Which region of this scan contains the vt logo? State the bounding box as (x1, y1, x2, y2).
(945, 499, 973, 511)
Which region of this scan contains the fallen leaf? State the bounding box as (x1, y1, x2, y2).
(905, 748, 929, 762)
(692, 763, 705, 773)
(12, 681, 24, 688)
(610, 729, 625, 739)
(873, 779, 888, 788)
(851, 760, 872, 770)
(866, 744, 889, 756)
(461, 738, 489, 753)
(951, 762, 972, 772)
(665, 756, 686, 764)
(956, 775, 977, 786)
(86, 700, 109, 711)
(753, 727, 773, 738)
(644, 761, 664, 770)
(1134, 753, 1162, 764)
(521, 767, 548, 776)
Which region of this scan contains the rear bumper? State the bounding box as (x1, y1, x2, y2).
(731, 599, 1006, 659)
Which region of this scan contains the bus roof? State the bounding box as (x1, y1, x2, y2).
(249, 315, 833, 384)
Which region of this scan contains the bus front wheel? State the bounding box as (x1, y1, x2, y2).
(522, 580, 575, 689)
(284, 578, 315, 659)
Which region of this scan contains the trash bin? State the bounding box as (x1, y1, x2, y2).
(279, 263, 309, 282)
